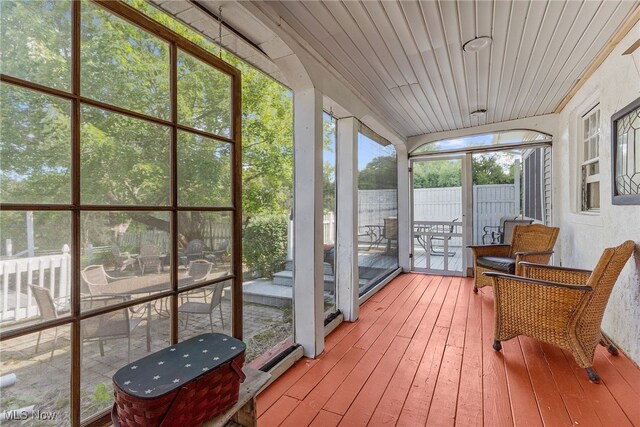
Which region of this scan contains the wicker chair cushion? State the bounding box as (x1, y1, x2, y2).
(477, 256, 516, 273)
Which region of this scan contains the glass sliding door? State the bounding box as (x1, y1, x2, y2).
(411, 157, 465, 275)
(357, 129, 398, 296)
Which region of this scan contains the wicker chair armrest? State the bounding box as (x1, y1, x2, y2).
(483, 272, 592, 291)
(514, 250, 554, 257)
(519, 262, 592, 285)
(468, 244, 511, 257)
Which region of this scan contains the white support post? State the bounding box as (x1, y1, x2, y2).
(396, 145, 410, 271)
(293, 87, 324, 358)
(336, 117, 359, 322)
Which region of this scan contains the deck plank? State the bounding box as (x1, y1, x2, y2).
(339, 336, 411, 426)
(538, 342, 601, 426)
(501, 338, 543, 427)
(425, 278, 467, 426)
(258, 395, 300, 427)
(257, 274, 640, 427)
(480, 290, 514, 427)
(562, 348, 634, 427)
(455, 279, 483, 427)
(308, 410, 342, 427)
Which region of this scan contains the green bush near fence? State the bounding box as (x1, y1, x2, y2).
(243, 215, 288, 278)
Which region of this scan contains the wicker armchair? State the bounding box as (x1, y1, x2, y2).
(469, 224, 559, 293)
(486, 240, 636, 383)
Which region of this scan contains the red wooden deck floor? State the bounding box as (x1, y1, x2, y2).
(256, 273, 640, 427)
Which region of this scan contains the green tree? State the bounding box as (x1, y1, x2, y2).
(1, 0, 294, 252)
(412, 154, 514, 189)
(358, 155, 398, 190)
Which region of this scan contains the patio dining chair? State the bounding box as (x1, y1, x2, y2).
(81, 264, 128, 295)
(185, 239, 205, 264)
(81, 295, 148, 362)
(178, 280, 227, 332)
(469, 224, 559, 293)
(138, 244, 162, 275)
(111, 243, 137, 272)
(486, 240, 636, 383)
(30, 284, 68, 361)
(186, 259, 213, 282)
(416, 218, 459, 257)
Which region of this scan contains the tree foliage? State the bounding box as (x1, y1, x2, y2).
(412, 154, 515, 189)
(0, 0, 294, 254)
(358, 155, 398, 190)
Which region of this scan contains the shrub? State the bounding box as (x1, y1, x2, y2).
(243, 215, 288, 277)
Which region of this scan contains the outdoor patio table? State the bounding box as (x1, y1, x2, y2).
(85, 274, 195, 351)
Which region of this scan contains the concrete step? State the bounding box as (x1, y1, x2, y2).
(241, 278, 292, 308)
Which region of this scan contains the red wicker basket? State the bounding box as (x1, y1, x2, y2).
(111, 333, 246, 427)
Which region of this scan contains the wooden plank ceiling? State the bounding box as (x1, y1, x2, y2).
(262, 0, 637, 137)
(153, 0, 638, 138)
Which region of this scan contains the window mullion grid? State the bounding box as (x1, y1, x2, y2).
(70, 0, 81, 425)
(170, 41, 179, 345)
(1, 2, 241, 424)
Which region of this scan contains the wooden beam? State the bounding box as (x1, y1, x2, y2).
(554, 5, 640, 113)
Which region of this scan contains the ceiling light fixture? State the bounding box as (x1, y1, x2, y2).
(463, 36, 492, 53)
(470, 109, 487, 117)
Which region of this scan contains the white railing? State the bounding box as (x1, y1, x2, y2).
(323, 212, 336, 245)
(0, 245, 71, 322)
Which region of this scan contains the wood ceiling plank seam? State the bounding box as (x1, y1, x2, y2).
(281, 1, 419, 134)
(361, 0, 434, 133)
(397, 84, 436, 133)
(252, 2, 410, 136)
(341, 0, 409, 87)
(403, 2, 455, 130)
(389, 85, 432, 134)
(520, 1, 595, 117)
(536, 1, 631, 115)
(332, 1, 427, 132)
(512, 0, 568, 119)
(425, 0, 468, 129)
(399, 1, 458, 131)
(354, 0, 431, 131)
(486, 1, 514, 124)
(383, 3, 437, 133)
(501, 0, 549, 121)
(476, 0, 495, 126)
(437, 0, 472, 129)
(456, 0, 479, 116)
(492, 0, 530, 123)
(408, 83, 445, 133)
(323, 1, 397, 89)
(362, 0, 419, 86)
(418, 1, 465, 130)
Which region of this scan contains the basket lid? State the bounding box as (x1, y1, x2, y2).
(113, 333, 245, 399)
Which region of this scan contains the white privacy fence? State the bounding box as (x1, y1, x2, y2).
(0, 246, 71, 322)
(358, 185, 518, 245)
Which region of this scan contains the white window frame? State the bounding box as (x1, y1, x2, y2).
(579, 105, 601, 212)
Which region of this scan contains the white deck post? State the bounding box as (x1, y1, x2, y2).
(396, 145, 410, 271)
(293, 87, 324, 357)
(336, 117, 359, 321)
